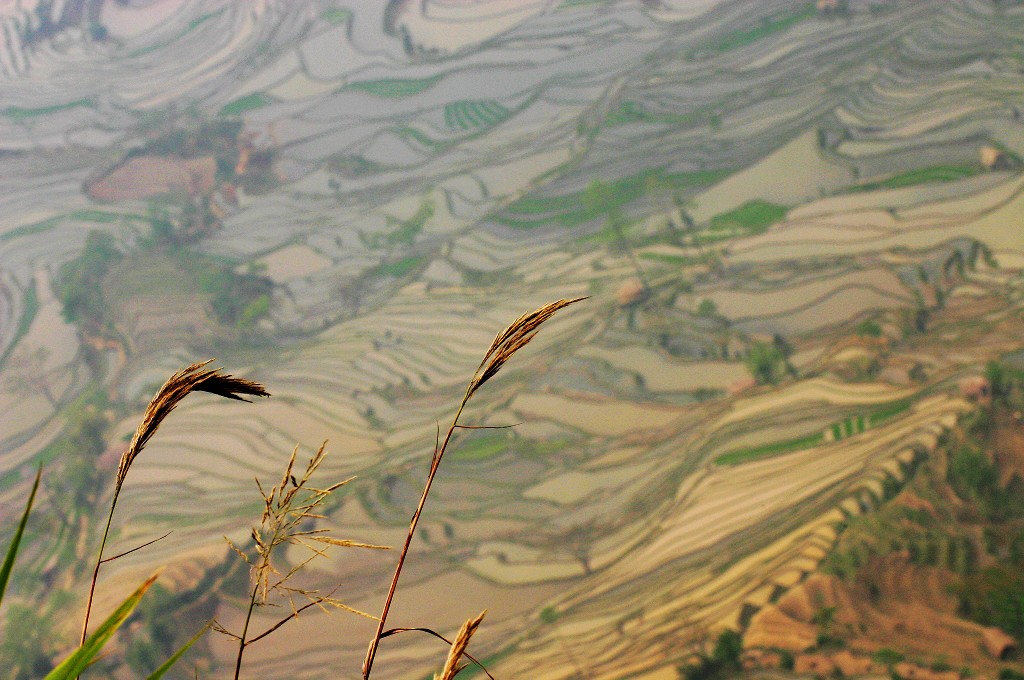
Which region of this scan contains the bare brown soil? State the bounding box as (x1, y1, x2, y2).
(748, 556, 993, 665)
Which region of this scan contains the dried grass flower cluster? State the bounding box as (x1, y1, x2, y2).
(218, 442, 389, 679)
(116, 360, 269, 493)
(467, 297, 585, 399)
(82, 360, 269, 648)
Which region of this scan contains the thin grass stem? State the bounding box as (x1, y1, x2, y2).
(79, 360, 268, 656)
(362, 297, 583, 679)
(99, 531, 172, 564)
(233, 581, 261, 680)
(362, 394, 470, 678)
(80, 488, 120, 647)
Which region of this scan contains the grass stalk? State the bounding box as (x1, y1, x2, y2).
(362, 297, 584, 679)
(233, 581, 261, 680)
(79, 492, 121, 646)
(79, 360, 268, 648)
(362, 397, 468, 679)
(220, 442, 388, 679)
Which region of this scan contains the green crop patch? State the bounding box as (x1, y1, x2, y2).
(498, 168, 729, 229)
(397, 126, 443, 150)
(606, 100, 649, 126)
(4, 98, 93, 121)
(347, 75, 442, 98)
(868, 398, 913, 426)
(708, 4, 816, 53)
(0, 217, 61, 242)
(845, 165, 982, 193)
(376, 255, 425, 278)
(387, 201, 436, 248)
(709, 200, 788, 234)
(0, 281, 39, 368)
(606, 100, 708, 128)
(451, 433, 510, 462)
(321, 7, 351, 24)
(444, 99, 511, 131)
(557, 0, 608, 8)
(715, 431, 825, 466)
(220, 93, 274, 117)
(716, 397, 917, 466)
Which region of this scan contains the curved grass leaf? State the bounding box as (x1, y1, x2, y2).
(145, 621, 211, 679)
(0, 465, 42, 608)
(44, 573, 158, 679)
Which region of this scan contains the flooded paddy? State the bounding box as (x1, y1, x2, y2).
(4, 1, 1024, 677)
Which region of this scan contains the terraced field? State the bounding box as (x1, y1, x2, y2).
(3, 1, 1024, 678)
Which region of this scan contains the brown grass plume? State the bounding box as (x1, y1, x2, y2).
(435, 610, 486, 680)
(82, 359, 268, 649)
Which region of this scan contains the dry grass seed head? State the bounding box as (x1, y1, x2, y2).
(117, 360, 268, 492)
(234, 442, 388, 611)
(468, 297, 586, 399)
(435, 610, 486, 680)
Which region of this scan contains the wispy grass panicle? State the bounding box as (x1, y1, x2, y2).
(363, 297, 585, 679)
(467, 297, 586, 399)
(82, 360, 268, 650)
(220, 442, 389, 680)
(116, 360, 269, 493)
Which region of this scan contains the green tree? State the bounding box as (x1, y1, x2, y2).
(745, 341, 786, 385)
(57, 230, 121, 328)
(199, 268, 273, 327)
(146, 198, 175, 245)
(45, 409, 109, 526)
(948, 446, 998, 503)
(855, 319, 882, 337)
(711, 629, 742, 666)
(124, 582, 181, 674)
(985, 360, 1007, 401)
(956, 565, 1024, 638)
(583, 180, 649, 290)
(678, 630, 743, 680)
(1, 604, 58, 679)
(697, 298, 718, 317)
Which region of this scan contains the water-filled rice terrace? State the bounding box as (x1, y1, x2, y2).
(2, 0, 1024, 677)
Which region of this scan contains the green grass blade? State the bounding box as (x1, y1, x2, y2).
(44, 573, 158, 679)
(145, 621, 211, 679)
(0, 465, 42, 608)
